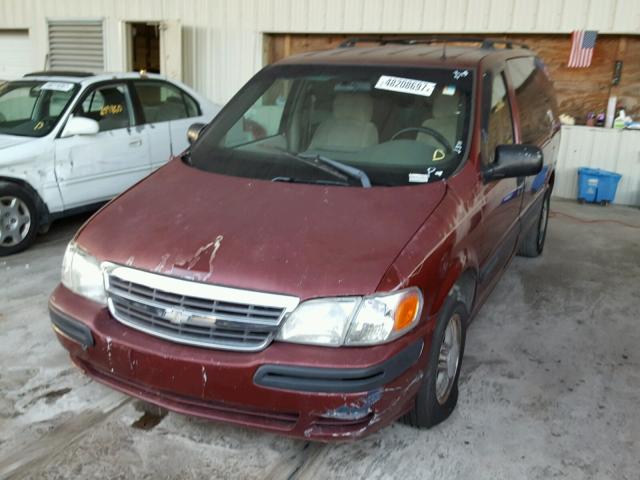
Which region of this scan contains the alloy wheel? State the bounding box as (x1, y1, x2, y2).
(0, 196, 32, 247)
(537, 196, 550, 249)
(435, 312, 462, 405)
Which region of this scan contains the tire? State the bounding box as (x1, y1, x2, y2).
(403, 297, 468, 429)
(0, 183, 39, 256)
(517, 189, 550, 258)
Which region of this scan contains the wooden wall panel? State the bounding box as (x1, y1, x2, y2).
(611, 38, 640, 116)
(509, 34, 640, 121)
(267, 34, 640, 120)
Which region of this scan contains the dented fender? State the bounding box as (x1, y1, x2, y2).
(378, 165, 483, 319)
(0, 134, 64, 214)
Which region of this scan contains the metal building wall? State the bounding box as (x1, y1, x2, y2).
(0, 0, 639, 104)
(556, 127, 640, 206)
(1, 1, 638, 204)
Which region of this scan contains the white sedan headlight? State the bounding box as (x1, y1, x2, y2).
(276, 287, 423, 347)
(61, 241, 107, 305)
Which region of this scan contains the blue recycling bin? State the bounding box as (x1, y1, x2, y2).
(577, 167, 622, 204)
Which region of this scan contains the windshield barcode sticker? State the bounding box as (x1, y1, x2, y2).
(409, 173, 430, 183)
(409, 167, 443, 183)
(41, 82, 74, 92)
(375, 75, 436, 97)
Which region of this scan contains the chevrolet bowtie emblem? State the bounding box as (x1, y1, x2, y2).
(162, 308, 191, 325)
(162, 308, 218, 326)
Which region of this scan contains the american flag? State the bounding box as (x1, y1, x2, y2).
(568, 30, 597, 68)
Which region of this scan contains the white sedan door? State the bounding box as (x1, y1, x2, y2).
(54, 83, 150, 209)
(132, 80, 211, 171)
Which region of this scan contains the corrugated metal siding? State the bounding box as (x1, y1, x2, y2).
(555, 126, 640, 206)
(0, 0, 638, 104)
(48, 20, 104, 71)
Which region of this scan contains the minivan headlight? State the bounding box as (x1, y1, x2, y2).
(276, 287, 423, 346)
(61, 241, 107, 305)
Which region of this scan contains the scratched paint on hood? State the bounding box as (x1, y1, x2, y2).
(77, 159, 447, 299)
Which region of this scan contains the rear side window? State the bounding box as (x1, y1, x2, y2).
(483, 73, 514, 165)
(134, 81, 200, 124)
(507, 57, 557, 144)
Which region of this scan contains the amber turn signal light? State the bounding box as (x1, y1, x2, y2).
(393, 291, 421, 332)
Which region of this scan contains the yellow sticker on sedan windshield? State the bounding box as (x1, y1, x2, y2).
(375, 75, 436, 97)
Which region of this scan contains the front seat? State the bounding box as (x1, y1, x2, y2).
(418, 94, 459, 149)
(309, 93, 378, 151)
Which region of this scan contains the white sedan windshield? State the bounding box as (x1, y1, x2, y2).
(0, 81, 78, 137)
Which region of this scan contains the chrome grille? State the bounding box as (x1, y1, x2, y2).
(104, 265, 299, 351)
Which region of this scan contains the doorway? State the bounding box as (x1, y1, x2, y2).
(128, 22, 160, 73)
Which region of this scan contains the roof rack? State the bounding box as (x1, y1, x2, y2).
(24, 71, 94, 78)
(339, 36, 529, 50)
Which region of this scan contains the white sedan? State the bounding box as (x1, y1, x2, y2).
(0, 71, 219, 255)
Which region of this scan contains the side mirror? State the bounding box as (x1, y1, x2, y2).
(61, 116, 99, 138)
(483, 144, 543, 182)
(187, 122, 206, 145)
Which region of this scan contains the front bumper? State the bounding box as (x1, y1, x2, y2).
(49, 284, 430, 441)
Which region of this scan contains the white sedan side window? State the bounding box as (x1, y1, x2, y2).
(134, 81, 199, 124)
(75, 84, 134, 132)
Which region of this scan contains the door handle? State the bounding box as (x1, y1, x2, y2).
(129, 139, 143, 148)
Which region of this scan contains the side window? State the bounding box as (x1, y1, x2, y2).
(48, 91, 72, 117)
(184, 94, 199, 117)
(484, 73, 514, 165)
(134, 81, 200, 124)
(74, 84, 133, 132)
(506, 57, 556, 144)
(223, 79, 290, 148)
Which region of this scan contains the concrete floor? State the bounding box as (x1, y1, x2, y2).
(0, 199, 638, 480)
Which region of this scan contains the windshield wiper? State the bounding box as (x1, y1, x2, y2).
(271, 176, 353, 186)
(267, 146, 371, 188)
(296, 153, 372, 188)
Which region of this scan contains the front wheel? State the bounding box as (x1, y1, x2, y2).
(403, 297, 467, 428)
(517, 190, 550, 258)
(0, 183, 39, 256)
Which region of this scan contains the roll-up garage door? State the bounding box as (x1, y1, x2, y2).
(48, 20, 104, 72)
(0, 30, 32, 80)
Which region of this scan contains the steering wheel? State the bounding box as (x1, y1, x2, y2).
(390, 126, 453, 152)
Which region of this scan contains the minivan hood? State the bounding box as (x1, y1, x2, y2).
(78, 159, 446, 299)
(0, 134, 35, 150)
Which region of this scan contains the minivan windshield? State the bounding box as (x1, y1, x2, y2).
(0, 80, 79, 137)
(191, 65, 474, 187)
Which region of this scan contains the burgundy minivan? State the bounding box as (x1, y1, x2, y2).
(50, 38, 559, 440)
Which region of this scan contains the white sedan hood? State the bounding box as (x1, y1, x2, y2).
(0, 134, 35, 151)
